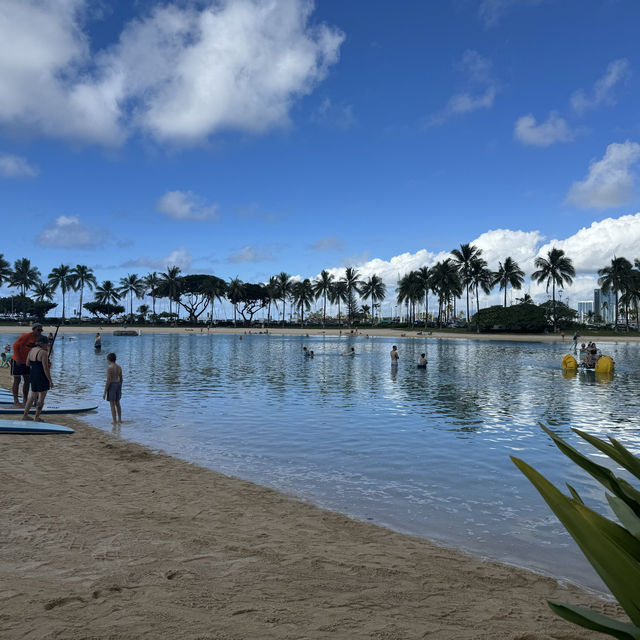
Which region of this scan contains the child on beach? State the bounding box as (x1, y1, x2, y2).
(104, 353, 123, 424)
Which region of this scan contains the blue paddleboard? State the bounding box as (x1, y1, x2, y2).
(0, 420, 74, 434)
(0, 404, 98, 415)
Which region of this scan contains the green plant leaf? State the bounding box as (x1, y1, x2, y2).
(540, 424, 640, 517)
(573, 429, 640, 481)
(566, 483, 584, 504)
(548, 601, 640, 640)
(607, 495, 640, 539)
(512, 456, 640, 625)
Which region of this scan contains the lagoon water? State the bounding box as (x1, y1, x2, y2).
(19, 331, 640, 592)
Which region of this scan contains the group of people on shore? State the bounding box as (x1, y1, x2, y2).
(8, 324, 124, 424)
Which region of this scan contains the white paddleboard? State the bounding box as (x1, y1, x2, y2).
(0, 404, 98, 415)
(0, 420, 74, 434)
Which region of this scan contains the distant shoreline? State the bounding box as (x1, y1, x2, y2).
(1, 323, 639, 343)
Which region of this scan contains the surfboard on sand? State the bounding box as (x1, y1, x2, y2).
(0, 404, 98, 415)
(0, 420, 74, 434)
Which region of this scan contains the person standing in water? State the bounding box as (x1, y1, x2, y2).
(22, 334, 53, 421)
(94, 333, 102, 349)
(390, 345, 399, 363)
(104, 352, 123, 424)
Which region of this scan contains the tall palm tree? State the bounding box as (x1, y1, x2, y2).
(227, 277, 244, 327)
(343, 267, 363, 327)
(33, 281, 54, 303)
(0, 254, 11, 287)
(597, 256, 633, 329)
(119, 273, 145, 320)
(48, 264, 74, 320)
(493, 256, 525, 307)
(200, 275, 226, 325)
(143, 272, 161, 320)
(95, 280, 121, 305)
(360, 274, 386, 326)
(415, 266, 431, 328)
(312, 270, 334, 327)
(532, 248, 575, 332)
(329, 280, 348, 327)
(71, 264, 97, 322)
(160, 266, 182, 318)
(429, 259, 462, 326)
(265, 275, 280, 326)
(396, 272, 422, 327)
(451, 243, 482, 324)
(276, 272, 292, 326)
(468, 256, 493, 333)
(10, 258, 41, 298)
(291, 279, 314, 327)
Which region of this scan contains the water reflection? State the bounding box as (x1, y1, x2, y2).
(25, 331, 640, 592)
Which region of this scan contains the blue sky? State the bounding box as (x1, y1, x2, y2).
(1, 0, 640, 315)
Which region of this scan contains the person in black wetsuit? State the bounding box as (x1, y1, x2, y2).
(22, 335, 53, 422)
(94, 332, 102, 350)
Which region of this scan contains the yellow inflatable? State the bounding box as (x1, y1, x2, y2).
(562, 354, 578, 370)
(595, 355, 615, 374)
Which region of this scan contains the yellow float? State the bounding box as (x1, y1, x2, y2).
(561, 354, 578, 370)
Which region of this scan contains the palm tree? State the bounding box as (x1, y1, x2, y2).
(468, 257, 494, 332)
(143, 272, 161, 320)
(0, 254, 11, 287)
(532, 248, 575, 332)
(200, 275, 226, 325)
(48, 264, 74, 320)
(597, 257, 633, 329)
(160, 266, 182, 318)
(33, 281, 54, 303)
(137, 304, 150, 321)
(451, 243, 482, 324)
(396, 272, 422, 327)
(312, 270, 334, 328)
(329, 280, 348, 327)
(95, 280, 121, 305)
(227, 277, 244, 327)
(10, 258, 41, 298)
(119, 273, 145, 321)
(276, 272, 292, 325)
(291, 279, 314, 327)
(264, 276, 280, 326)
(516, 293, 534, 304)
(493, 256, 525, 307)
(343, 267, 363, 327)
(360, 274, 386, 326)
(429, 259, 462, 326)
(415, 266, 431, 328)
(71, 264, 97, 323)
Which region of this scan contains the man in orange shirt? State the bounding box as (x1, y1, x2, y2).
(11, 323, 44, 407)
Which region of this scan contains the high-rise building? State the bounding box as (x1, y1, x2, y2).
(577, 301, 593, 321)
(593, 288, 616, 323)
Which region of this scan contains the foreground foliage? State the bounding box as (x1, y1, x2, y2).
(512, 425, 640, 639)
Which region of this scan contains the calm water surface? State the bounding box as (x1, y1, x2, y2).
(24, 332, 640, 592)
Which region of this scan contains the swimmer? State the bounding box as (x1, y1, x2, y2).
(417, 353, 427, 368)
(390, 345, 399, 363)
(342, 347, 355, 356)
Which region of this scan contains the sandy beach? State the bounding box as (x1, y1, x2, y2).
(1, 360, 625, 639)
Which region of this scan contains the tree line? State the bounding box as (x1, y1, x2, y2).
(0, 246, 639, 330)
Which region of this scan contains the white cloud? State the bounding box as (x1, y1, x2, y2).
(156, 190, 218, 221)
(121, 247, 193, 271)
(478, 0, 545, 27)
(0, 0, 343, 146)
(36, 215, 104, 249)
(472, 229, 545, 272)
(514, 112, 573, 147)
(228, 246, 273, 263)
(0, 152, 38, 177)
(309, 236, 345, 252)
(565, 141, 640, 209)
(425, 51, 496, 127)
(571, 58, 631, 114)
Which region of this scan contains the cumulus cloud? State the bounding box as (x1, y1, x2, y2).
(478, 0, 545, 27)
(571, 58, 631, 114)
(0, 152, 38, 177)
(425, 50, 496, 127)
(228, 246, 274, 263)
(565, 141, 640, 209)
(0, 0, 344, 145)
(156, 190, 218, 221)
(514, 112, 573, 146)
(36, 215, 104, 249)
(309, 236, 345, 252)
(121, 246, 193, 271)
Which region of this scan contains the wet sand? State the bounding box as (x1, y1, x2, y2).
(1, 367, 624, 639)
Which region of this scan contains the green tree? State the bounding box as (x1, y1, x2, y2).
(532, 248, 575, 332)
(119, 273, 145, 321)
(137, 304, 150, 321)
(597, 256, 633, 329)
(493, 256, 525, 307)
(343, 267, 363, 327)
(264, 276, 280, 326)
(429, 259, 462, 326)
(48, 264, 74, 320)
(360, 274, 386, 326)
(451, 243, 482, 324)
(415, 266, 432, 328)
(312, 269, 334, 328)
(33, 281, 54, 303)
(94, 280, 122, 305)
(291, 279, 314, 326)
(276, 272, 292, 326)
(329, 279, 347, 326)
(468, 257, 494, 333)
(0, 254, 11, 286)
(84, 301, 125, 322)
(71, 264, 97, 323)
(227, 277, 245, 327)
(396, 271, 421, 327)
(199, 275, 227, 325)
(143, 272, 161, 320)
(160, 266, 182, 318)
(10, 258, 41, 317)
